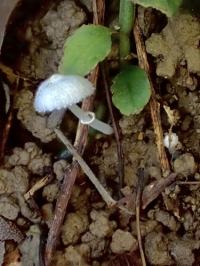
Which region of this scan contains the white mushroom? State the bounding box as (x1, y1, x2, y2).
(164, 132, 179, 149)
(34, 74, 114, 135)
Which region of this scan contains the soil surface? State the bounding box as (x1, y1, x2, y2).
(1, 1, 200, 266)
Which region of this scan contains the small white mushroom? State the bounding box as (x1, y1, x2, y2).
(34, 74, 114, 135)
(164, 132, 179, 149)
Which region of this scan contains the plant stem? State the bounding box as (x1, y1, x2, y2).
(119, 0, 135, 69)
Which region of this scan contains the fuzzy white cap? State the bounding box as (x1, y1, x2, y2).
(34, 74, 95, 113)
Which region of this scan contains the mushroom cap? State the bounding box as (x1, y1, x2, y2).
(34, 74, 95, 113)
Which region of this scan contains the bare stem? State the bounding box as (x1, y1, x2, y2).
(68, 104, 114, 135)
(54, 128, 116, 206)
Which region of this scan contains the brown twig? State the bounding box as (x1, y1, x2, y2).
(142, 173, 177, 209)
(0, 108, 13, 165)
(45, 162, 79, 265)
(45, 108, 95, 266)
(133, 15, 172, 211)
(100, 61, 124, 198)
(117, 172, 177, 227)
(136, 168, 146, 266)
(45, 86, 96, 266)
(93, 0, 105, 25)
(176, 181, 200, 185)
(44, 1, 105, 265)
(24, 174, 52, 201)
(133, 18, 170, 173)
(0, 79, 19, 165)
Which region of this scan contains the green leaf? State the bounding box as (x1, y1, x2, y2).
(59, 25, 112, 76)
(131, 0, 182, 17)
(111, 66, 151, 115)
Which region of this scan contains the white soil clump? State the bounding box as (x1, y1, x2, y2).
(0, 142, 51, 222)
(81, 231, 107, 259)
(89, 210, 117, 238)
(4, 142, 51, 174)
(0, 196, 20, 220)
(69, 185, 91, 212)
(53, 159, 68, 181)
(42, 183, 59, 203)
(146, 13, 200, 90)
(0, 167, 29, 195)
(61, 211, 89, 246)
(131, 220, 159, 237)
(145, 232, 172, 265)
(110, 229, 138, 253)
(81, 210, 117, 259)
(155, 210, 180, 231)
(52, 244, 91, 266)
(173, 153, 197, 175)
(64, 244, 91, 266)
(168, 239, 200, 266)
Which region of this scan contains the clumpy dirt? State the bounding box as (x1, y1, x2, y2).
(1, 0, 200, 265)
(14, 0, 87, 80)
(91, 116, 160, 188)
(145, 12, 200, 91)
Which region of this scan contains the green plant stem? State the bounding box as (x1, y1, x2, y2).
(119, 0, 135, 69)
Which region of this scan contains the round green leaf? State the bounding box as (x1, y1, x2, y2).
(111, 66, 151, 115)
(132, 0, 182, 17)
(59, 25, 112, 76)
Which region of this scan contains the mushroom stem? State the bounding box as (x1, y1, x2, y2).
(68, 104, 114, 135)
(54, 128, 116, 206)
